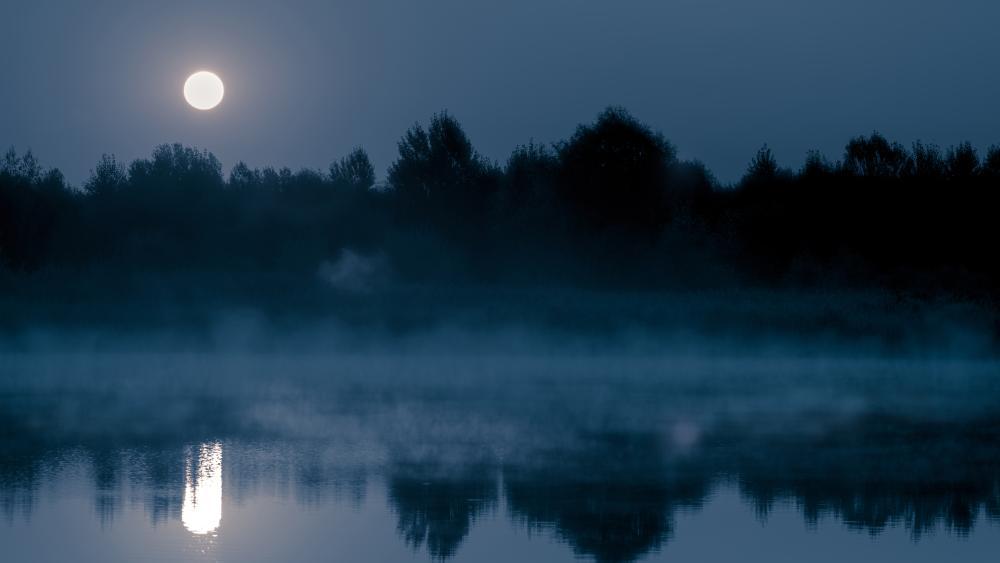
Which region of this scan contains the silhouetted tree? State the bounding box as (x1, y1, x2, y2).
(741, 145, 793, 186)
(666, 159, 716, 228)
(127, 143, 224, 191)
(984, 146, 1000, 179)
(383, 113, 501, 279)
(92, 144, 230, 268)
(945, 142, 980, 180)
(330, 148, 376, 192)
(387, 113, 498, 210)
(556, 107, 675, 237)
(84, 154, 127, 197)
(503, 142, 558, 213)
(227, 161, 262, 191)
(0, 148, 72, 271)
(2, 147, 41, 180)
(800, 150, 836, 180)
(748, 145, 778, 179)
(909, 142, 946, 180)
(843, 132, 911, 178)
(1, 112, 1000, 305)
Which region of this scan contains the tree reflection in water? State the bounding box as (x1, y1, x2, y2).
(2, 359, 1000, 562)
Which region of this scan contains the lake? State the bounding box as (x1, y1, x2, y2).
(2, 352, 999, 562)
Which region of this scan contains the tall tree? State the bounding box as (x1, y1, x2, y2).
(387, 113, 497, 206)
(556, 107, 675, 237)
(84, 154, 127, 197)
(842, 133, 911, 178)
(330, 148, 376, 192)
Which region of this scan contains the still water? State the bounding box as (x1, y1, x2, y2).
(2, 353, 999, 562)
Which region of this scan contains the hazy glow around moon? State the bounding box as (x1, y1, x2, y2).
(184, 71, 224, 110)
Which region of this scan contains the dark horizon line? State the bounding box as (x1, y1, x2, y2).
(5, 107, 1000, 189)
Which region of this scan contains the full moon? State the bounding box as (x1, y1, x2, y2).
(183, 71, 224, 110)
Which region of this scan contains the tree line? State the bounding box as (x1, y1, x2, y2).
(2, 107, 998, 296)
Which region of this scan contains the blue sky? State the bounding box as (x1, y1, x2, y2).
(2, 0, 998, 184)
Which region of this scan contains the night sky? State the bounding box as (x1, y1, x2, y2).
(3, 0, 998, 184)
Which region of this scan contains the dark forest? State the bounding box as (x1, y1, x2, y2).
(3, 108, 999, 348)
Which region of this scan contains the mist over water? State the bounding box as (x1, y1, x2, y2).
(2, 345, 999, 562)
(4, 1, 999, 560)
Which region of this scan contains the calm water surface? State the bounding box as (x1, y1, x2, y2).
(2, 353, 999, 562)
